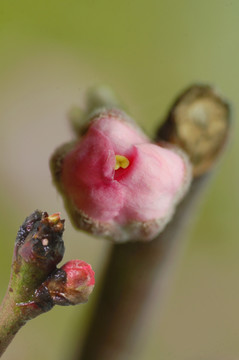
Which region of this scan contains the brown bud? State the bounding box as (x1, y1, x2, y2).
(157, 84, 231, 177)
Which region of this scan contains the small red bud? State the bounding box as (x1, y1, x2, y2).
(61, 260, 95, 288)
(61, 260, 95, 304)
(45, 260, 95, 305)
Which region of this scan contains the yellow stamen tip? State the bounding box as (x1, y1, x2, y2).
(115, 155, 130, 170)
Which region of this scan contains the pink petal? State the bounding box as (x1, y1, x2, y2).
(92, 116, 149, 154)
(62, 127, 125, 221)
(116, 143, 186, 223)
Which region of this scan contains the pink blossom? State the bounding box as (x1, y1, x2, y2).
(51, 109, 191, 242)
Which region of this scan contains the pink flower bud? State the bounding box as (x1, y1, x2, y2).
(60, 260, 95, 304)
(51, 109, 191, 242)
(45, 260, 95, 305)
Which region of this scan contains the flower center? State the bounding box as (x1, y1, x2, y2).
(114, 155, 130, 170)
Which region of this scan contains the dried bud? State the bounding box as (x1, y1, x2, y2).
(8, 212, 93, 321)
(51, 108, 191, 242)
(157, 84, 230, 176)
(45, 260, 95, 305)
(15, 210, 65, 273)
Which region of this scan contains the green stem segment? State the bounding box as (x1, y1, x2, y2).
(0, 290, 26, 356)
(0, 281, 46, 357)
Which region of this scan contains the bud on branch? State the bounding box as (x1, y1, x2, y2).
(0, 211, 95, 356)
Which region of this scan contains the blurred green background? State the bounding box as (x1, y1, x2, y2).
(0, 0, 238, 359)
